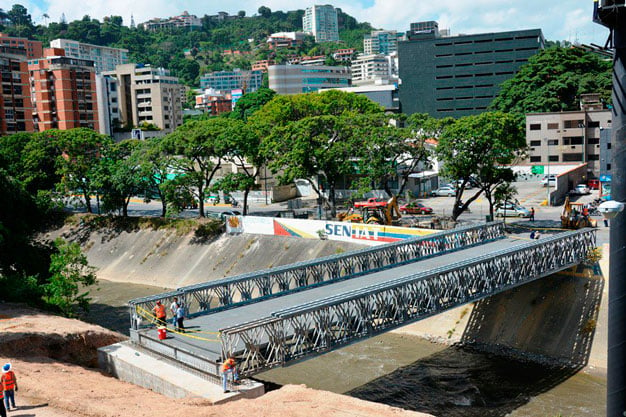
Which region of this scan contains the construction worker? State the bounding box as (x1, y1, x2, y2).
(169, 297, 179, 326)
(221, 355, 239, 393)
(152, 301, 166, 326)
(0, 385, 5, 417)
(1, 363, 16, 412)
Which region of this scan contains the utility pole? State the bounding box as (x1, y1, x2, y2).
(593, 1, 626, 415)
(545, 137, 551, 206)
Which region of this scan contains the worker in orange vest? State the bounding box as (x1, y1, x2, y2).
(1, 363, 16, 413)
(0, 386, 5, 417)
(152, 301, 167, 326)
(221, 355, 239, 393)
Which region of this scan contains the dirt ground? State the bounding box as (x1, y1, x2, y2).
(0, 303, 431, 417)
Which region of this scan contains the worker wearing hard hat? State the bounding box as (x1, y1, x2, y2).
(221, 355, 240, 393)
(152, 301, 167, 326)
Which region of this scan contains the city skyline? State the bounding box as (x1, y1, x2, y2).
(16, 0, 609, 47)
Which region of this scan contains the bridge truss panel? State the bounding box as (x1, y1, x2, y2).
(128, 222, 506, 330)
(219, 229, 596, 376)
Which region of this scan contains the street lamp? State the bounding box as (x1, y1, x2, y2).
(593, 1, 626, 415)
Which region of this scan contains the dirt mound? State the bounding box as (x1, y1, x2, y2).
(0, 304, 431, 417)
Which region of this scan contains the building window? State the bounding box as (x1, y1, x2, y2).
(588, 138, 600, 144)
(608, 143, 612, 149)
(607, 163, 612, 170)
(547, 123, 558, 130)
(530, 140, 541, 146)
(547, 139, 558, 146)
(529, 124, 541, 131)
(589, 154, 600, 160)
(530, 156, 541, 162)
(563, 153, 583, 162)
(563, 136, 583, 145)
(587, 121, 600, 128)
(564, 119, 584, 129)
(549, 155, 559, 162)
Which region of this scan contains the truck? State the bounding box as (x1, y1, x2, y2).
(354, 197, 388, 209)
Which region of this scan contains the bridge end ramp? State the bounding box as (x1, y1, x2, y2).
(98, 341, 264, 403)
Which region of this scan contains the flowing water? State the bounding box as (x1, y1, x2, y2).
(86, 279, 606, 417)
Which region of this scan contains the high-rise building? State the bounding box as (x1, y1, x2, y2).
(302, 5, 339, 42)
(102, 64, 183, 134)
(351, 54, 397, 85)
(364, 30, 402, 55)
(268, 64, 350, 94)
(0, 46, 34, 134)
(0, 33, 43, 59)
(28, 48, 99, 132)
(49, 39, 129, 73)
(398, 22, 544, 118)
(95, 74, 121, 136)
(200, 69, 263, 93)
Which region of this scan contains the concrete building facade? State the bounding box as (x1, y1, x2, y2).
(268, 64, 350, 94)
(28, 48, 99, 132)
(525, 104, 612, 178)
(302, 5, 339, 42)
(200, 69, 263, 93)
(398, 23, 544, 118)
(102, 64, 183, 134)
(95, 74, 121, 136)
(0, 33, 43, 59)
(364, 30, 402, 55)
(49, 39, 129, 73)
(320, 84, 399, 112)
(0, 46, 34, 134)
(351, 53, 397, 85)
(141, 11, 202, 31)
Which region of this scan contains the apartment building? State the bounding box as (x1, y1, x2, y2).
(49, 39, 129, 73)
(28, 48, 99, 132)
(200, 69, 263, 93)
(351, 53, 397, 85)
(398, 22, 544, 118)
(0, 33, 43, 59)
(195, 89, 233, 116)
(525, 95, 611, 177)
(0, 46, 34, 134)
(364, 30, 402, 55)
(95, 73, 121, 136)
(267, 32, 306, 49)
(141, 11, 202, 31)
(102, 64, 183, 134)
(268, 64, 350, 94)
(302, 5, 339, 42)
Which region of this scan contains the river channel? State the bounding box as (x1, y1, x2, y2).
(84, 279, 606, 417)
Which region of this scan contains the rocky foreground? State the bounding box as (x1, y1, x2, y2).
(0, 303, 431, 417)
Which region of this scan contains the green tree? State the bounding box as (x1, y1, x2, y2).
(44, 238, 97, 318)
(55, 129, 113, 213)
(230, 87, 276, 121)
(437, 112, 526, 220)
(491, 47, 612, 114)
(163, 118, 233, 217)
(135, 138, 176, 217)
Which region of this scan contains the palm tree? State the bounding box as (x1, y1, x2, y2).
(42, 13, 49, 26)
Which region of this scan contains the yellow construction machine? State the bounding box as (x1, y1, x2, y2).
(561, 196, 595, 229)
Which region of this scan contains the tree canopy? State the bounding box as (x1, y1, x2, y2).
(491, 47, 612, 114)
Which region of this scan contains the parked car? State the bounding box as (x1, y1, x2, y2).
(570, 184, 590, 195)
(219, 210, 242, 220)
(587, 179, 600, 190)
(541, 174, 556, 187)
(495, 203, 531, 218)
(399, 202, 433, 215)
(431, 186, 456, 197)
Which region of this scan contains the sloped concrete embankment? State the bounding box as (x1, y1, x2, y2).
(46, 224, 363, 289)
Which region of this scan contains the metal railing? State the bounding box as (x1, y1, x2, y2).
(129, 222, 505, 330)
(219, 228, 596, 376)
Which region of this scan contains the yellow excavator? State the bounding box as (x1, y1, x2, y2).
(561, 196, 595, 229)
(338, 196, 402, 225)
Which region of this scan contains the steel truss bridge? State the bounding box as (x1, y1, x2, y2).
(129, 222, 596, 379)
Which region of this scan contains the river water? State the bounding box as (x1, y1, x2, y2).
(85, 279, 606, 417)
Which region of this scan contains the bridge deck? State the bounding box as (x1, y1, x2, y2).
(140, 236, 529, 361)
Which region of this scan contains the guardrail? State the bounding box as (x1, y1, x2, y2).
(129, 222, 505, 330)
(219, 228, 596, 376)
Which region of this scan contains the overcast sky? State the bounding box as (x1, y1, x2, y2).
(19, 0, 610, 47)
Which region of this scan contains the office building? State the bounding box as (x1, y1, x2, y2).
(364, 30, 402, 55)
(102, 64, 183, 134)
(398, 22, 544, 118)
(525, 95, 611, 177)
(0, 46, 34, 134)
(0, 33, 43, 59)
(200, 69, 263, 93)
(268, 64, 350, 94)
(95, 74, 121, 136)
(28, 48, 99, 132)
(49, 39, 129, 73)
(302, 5, 339, 42)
